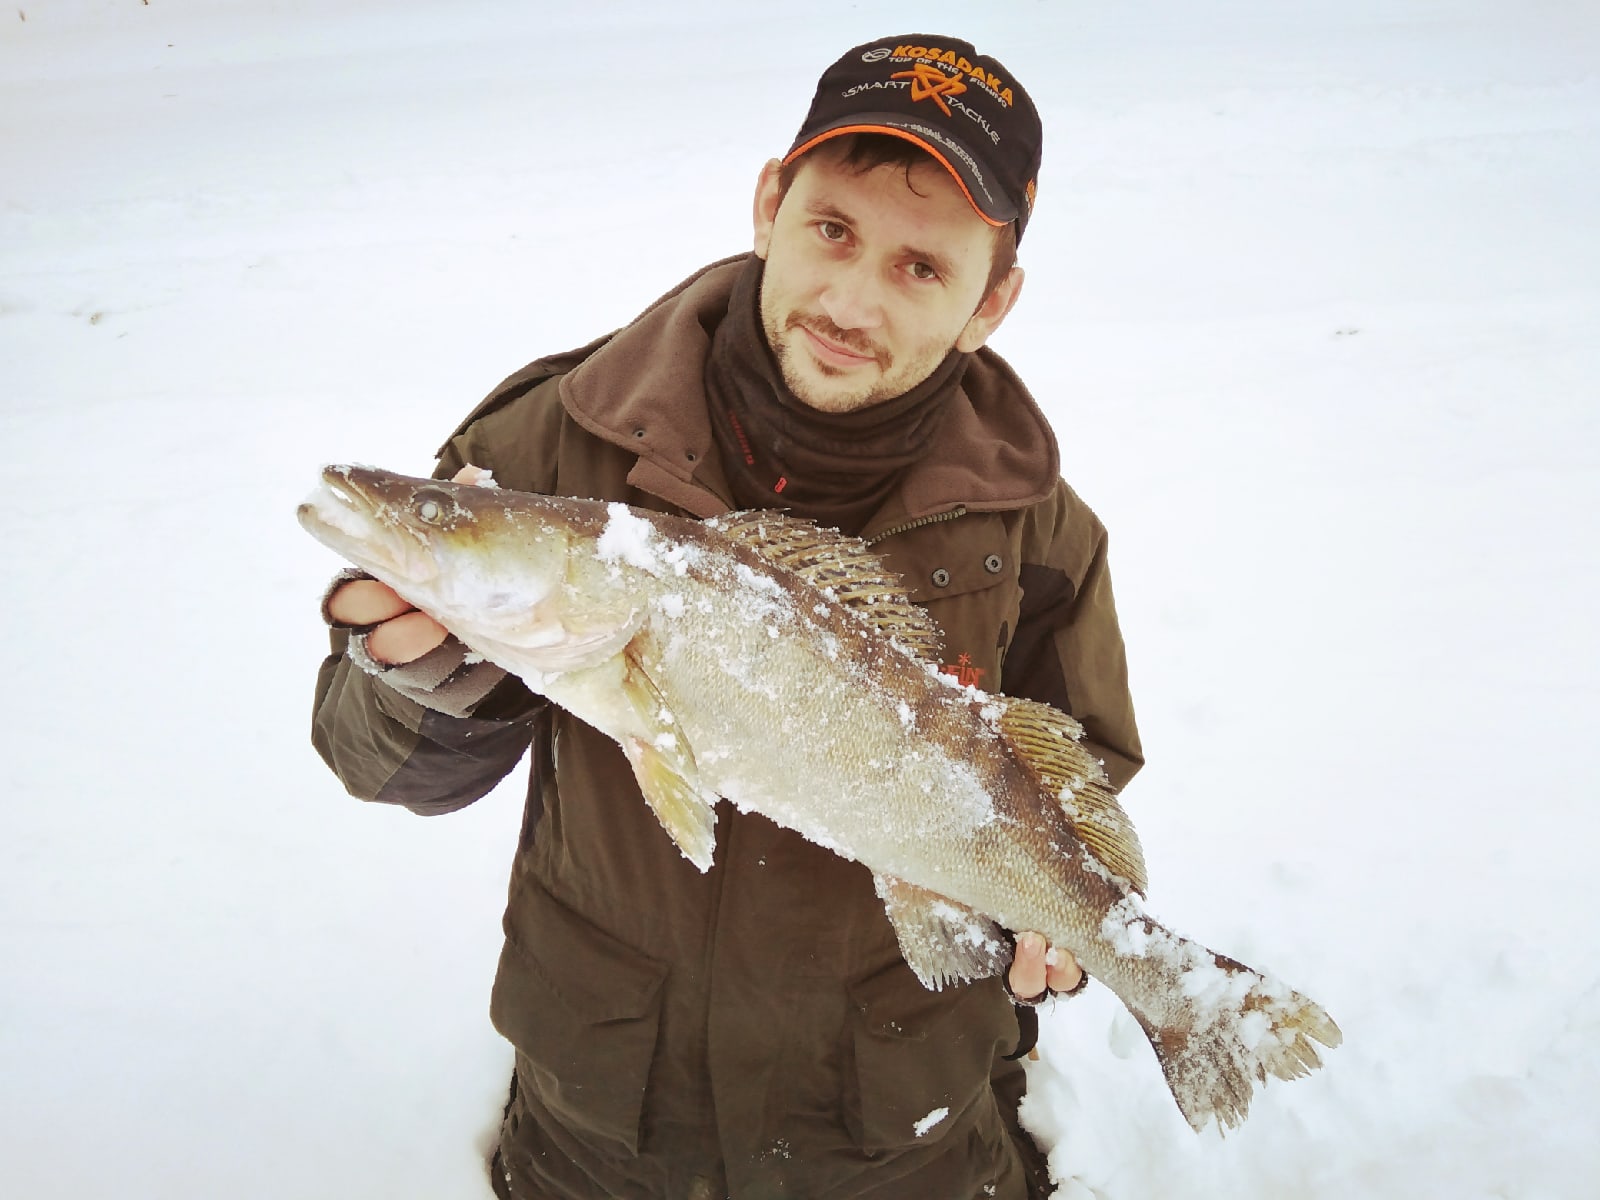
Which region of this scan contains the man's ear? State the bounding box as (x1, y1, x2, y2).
(955, 266, 1025, 353)
(752, 158, 784, 260)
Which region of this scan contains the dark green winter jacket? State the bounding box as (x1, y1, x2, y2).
(311, 256, 1142, 1199)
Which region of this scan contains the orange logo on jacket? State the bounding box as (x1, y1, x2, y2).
(941, 652, 987, 688)
(891, 62, 968, 117)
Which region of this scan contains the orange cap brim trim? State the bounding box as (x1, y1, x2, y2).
(783, 124, 1010, 229)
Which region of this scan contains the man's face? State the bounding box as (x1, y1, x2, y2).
(752, 145, 1022, 413)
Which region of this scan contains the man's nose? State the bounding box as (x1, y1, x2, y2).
(817, 258, 885, 332)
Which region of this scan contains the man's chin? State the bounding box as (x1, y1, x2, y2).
(775, 342, 878, 412)
(783, 366, 877, 413)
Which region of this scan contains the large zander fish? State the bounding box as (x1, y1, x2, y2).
(299, 464, 1341, 1132)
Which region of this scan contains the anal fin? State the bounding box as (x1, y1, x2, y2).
(873, 874, 1012, 990)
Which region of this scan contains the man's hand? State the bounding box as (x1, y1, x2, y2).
(1007, 931, 1084, 1003)
(327, 580, 448, 665)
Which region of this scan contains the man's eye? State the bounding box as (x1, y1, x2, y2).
(909, 262, 940, 281)
(818, 221, 847, 242)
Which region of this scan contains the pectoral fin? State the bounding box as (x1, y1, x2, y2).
(873, 874, 1012, 990)
(618, 652, 719, 872)
(499, 606, 645, 670)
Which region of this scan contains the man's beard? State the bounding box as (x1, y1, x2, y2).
(764, 309, 905, 413)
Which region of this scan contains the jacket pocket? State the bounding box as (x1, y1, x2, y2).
(489, 881, 669, 1156)
(844, 963, 1012, 1154)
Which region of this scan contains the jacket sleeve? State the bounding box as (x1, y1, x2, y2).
(311, 628, 541, 814)
(1005, 483, 1144, 791)
(308, 372, 568, 816)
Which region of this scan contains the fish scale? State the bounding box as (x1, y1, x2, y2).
(299, 464, 1342, 1132)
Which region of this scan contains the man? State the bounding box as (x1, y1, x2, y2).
(312, 35, 1141, 1200)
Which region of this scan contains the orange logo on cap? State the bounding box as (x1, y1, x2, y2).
(891, 62, 967, 117)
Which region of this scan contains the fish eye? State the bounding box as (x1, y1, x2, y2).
(413, 487, 454, 524)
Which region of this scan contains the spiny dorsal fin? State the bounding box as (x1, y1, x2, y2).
(997, 696, 1148, 895)
(707, 510, 944, 663)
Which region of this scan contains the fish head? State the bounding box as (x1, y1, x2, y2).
(298, 465, 641, 672)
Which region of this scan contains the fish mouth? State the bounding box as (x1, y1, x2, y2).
(296, 464, 440, 586)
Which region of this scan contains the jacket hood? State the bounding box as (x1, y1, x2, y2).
(558, 255, 1061, 526)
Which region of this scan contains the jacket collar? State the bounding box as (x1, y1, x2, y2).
(558, 255, 1060, 527)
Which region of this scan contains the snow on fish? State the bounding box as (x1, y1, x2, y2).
(298, 464, 1342, 1131)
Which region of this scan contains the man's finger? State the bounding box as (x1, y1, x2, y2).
(1044, 945, 1084, 994)
(1008, 931, 1049, 1001)
(366, 610, 448, 665)
(328, 579, 413, 626)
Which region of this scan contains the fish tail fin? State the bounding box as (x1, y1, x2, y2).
(1125, 941, 1342, 1133)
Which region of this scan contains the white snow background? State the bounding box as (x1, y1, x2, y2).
(3, 1, 1597, 1197)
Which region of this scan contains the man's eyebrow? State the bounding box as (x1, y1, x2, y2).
(805, 199, 857, 228)
(803, 200, 962, 282)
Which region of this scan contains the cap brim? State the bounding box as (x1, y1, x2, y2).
(784, 115, 1019, 228)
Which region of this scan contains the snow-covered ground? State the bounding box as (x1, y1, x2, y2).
(4, 2, 1596, 1196)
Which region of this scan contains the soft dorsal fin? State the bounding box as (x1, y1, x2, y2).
(997, 696, 1148, 895)
(707, 511, 945, 663)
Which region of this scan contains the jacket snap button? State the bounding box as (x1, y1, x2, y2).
(984, 554, 1003, 574)
(931, 568, 951, 588)
(633, 428, 647, 439)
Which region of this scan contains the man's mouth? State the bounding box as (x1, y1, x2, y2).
(793, 320, 882, 369)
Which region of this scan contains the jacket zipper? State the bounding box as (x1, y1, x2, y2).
(865, 505, 968, 547)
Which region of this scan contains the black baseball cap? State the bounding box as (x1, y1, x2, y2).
(784, 36, 1044, 241)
